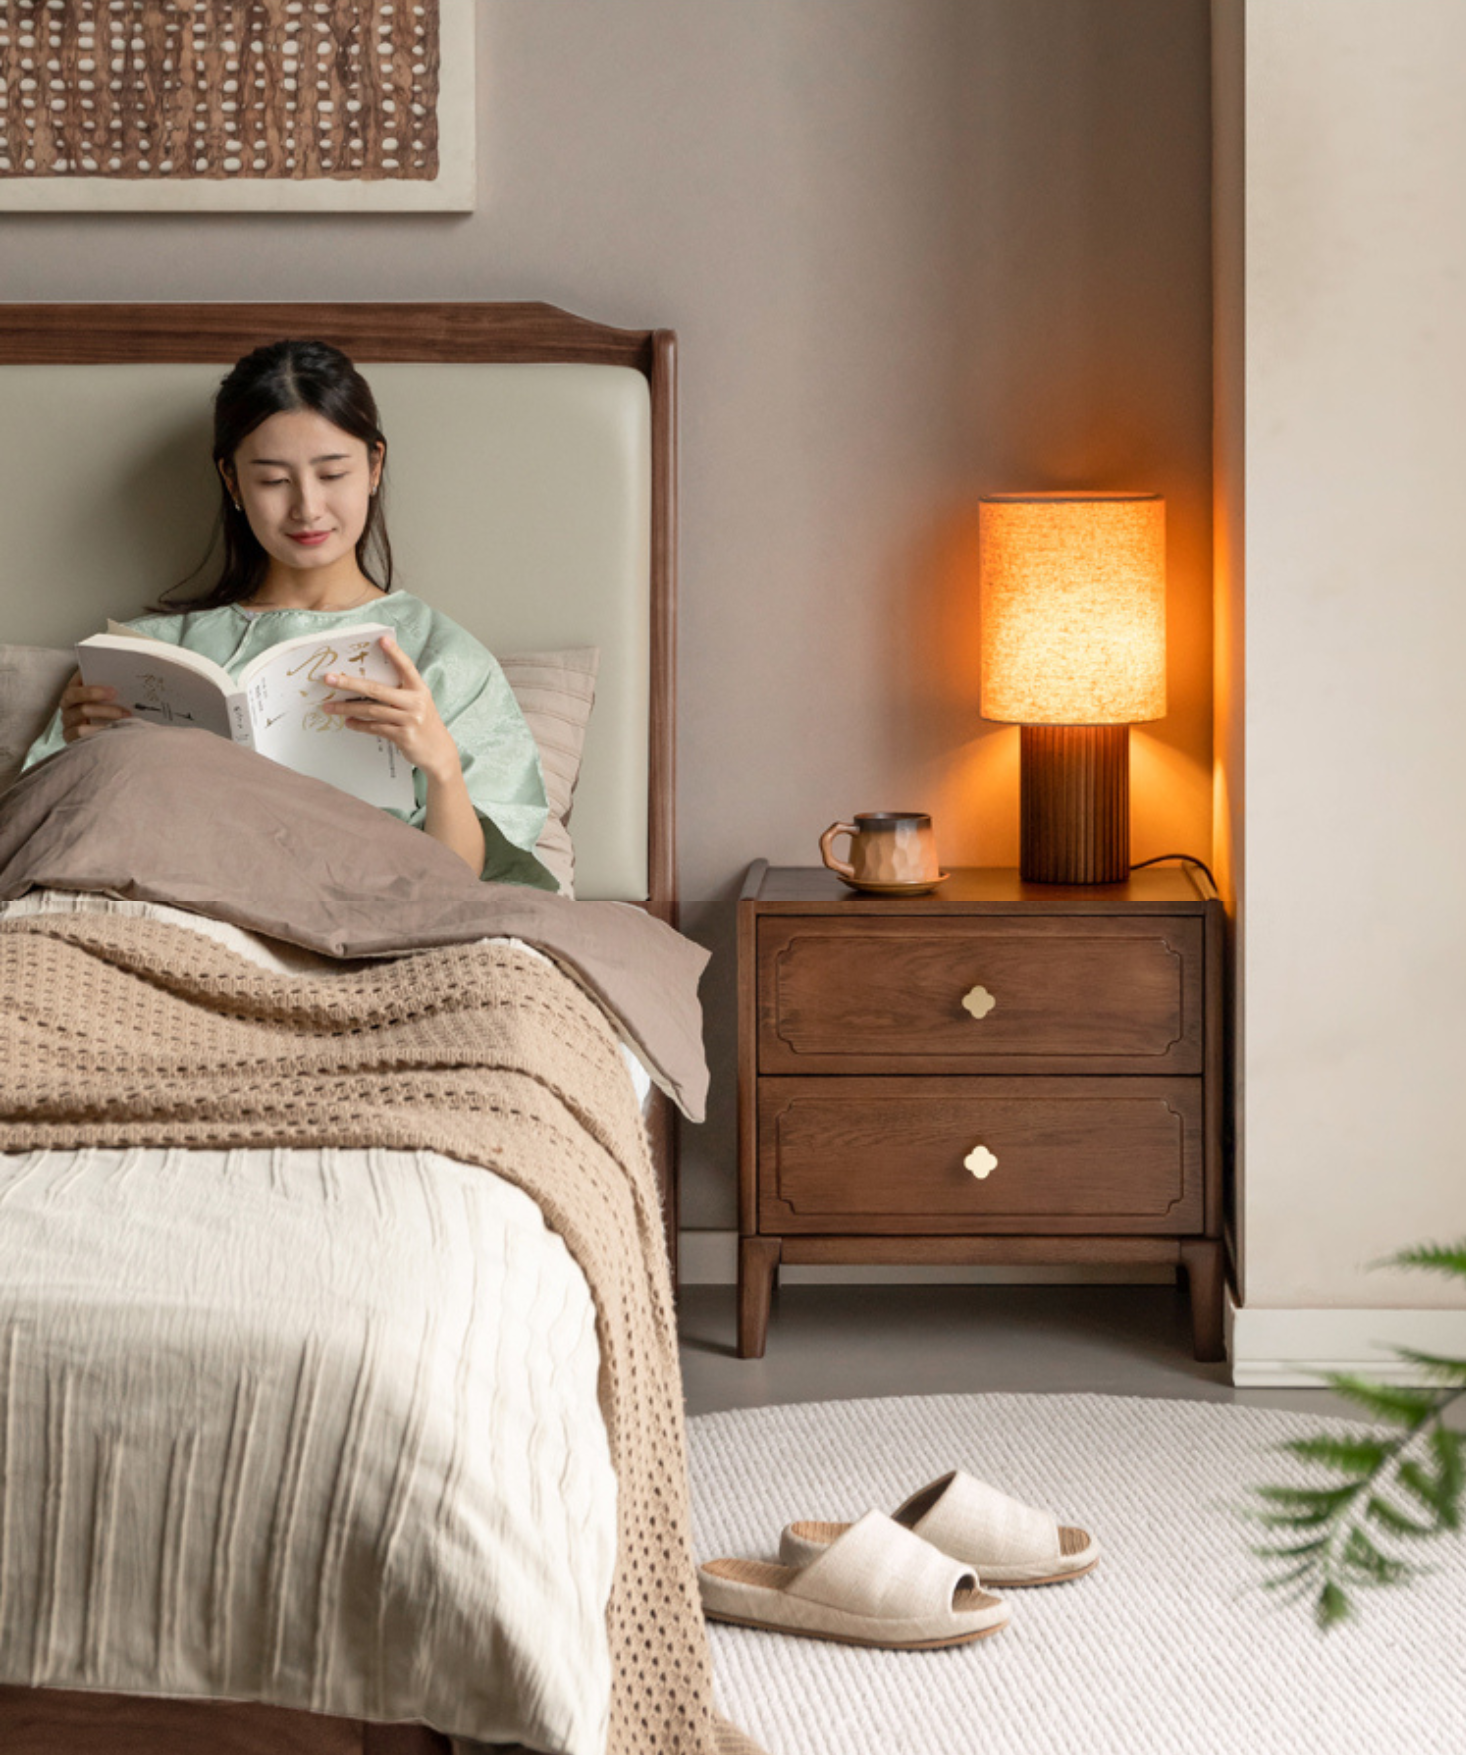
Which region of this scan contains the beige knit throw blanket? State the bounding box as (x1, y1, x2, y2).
(0, 913, 761, 1755)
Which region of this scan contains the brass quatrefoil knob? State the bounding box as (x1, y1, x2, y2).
(965, 1145, 998, 1180)
(962, 984, 996, 1020)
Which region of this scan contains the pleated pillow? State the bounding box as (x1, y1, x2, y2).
(497, 648, 599, 897)
(0, 645, 72, 795)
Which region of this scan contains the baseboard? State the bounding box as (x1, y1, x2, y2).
(678, 1230, 1176, 1288)
(1228, 1295, 1466, 1387)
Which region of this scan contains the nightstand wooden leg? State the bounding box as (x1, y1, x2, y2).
(738, 1237, 781, 1359)
(1180, 1239, 1226, 1363)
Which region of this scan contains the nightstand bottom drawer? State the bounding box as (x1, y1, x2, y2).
(757, 1077, 1203, 1235)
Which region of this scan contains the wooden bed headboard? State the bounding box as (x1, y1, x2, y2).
(0, 301, 682, 1270)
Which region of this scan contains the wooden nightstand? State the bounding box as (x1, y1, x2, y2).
(736, 863, 1226, 1361)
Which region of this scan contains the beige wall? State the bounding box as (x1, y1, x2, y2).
(0, 1, 1216, 1233)
(1233, 0, 1466, 1313)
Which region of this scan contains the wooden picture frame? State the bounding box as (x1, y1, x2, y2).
(0, 1, 475, 211)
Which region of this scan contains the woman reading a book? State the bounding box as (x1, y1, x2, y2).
(28, 340, 555, 889)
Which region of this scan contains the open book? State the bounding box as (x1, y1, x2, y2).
(75, 621, 415, 811)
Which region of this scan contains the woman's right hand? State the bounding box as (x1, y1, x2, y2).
(59, 671, 131, 743)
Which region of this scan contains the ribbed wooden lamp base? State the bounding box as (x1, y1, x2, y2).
(1019, 724, 1130, 884)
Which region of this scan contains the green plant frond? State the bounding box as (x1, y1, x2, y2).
(1246, 1231, 1466, 1629)
(1260, 1563, 1326, 1596)
(1339, 1527, 1411, 1586)
(1250, 1536, 1332, 1561)
(1280, 1435, 1391, 1473)
(1315, 1579, 1353, 1630)
(1322, 1374, 1442, 1425)
(1374, 1240, 1466, 1279)
(1397, 1459, 1454, 1521)
(1429, 1428, 1464, 1528)
(1250, 1507, 1354, 1532)
(1264, 1558, 1327, 1600)
(1339, 1555, 1411, 1589)
(1432, 1423, 1465, 1476)
(1257, 1579, 1324, 1616)
(1365, 1493, 1439, 1538)
(1250, 1481, 1362, 1509)
(1249, 1511, 1337, 1534)
(1252, 1483, 1360, 1511)
(1387, 1346, 1466, 1385)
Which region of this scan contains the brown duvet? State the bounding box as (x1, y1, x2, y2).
(0, 730, 760, 1755)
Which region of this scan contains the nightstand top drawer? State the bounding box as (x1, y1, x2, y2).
(757, 915, 1203, 1074)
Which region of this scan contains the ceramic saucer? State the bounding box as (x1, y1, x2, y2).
(835, 871, 951, 896)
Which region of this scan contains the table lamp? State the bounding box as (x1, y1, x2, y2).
(979, 491, 1166, 884)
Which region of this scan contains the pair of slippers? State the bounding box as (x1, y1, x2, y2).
(698, 1468, 1099, 1650)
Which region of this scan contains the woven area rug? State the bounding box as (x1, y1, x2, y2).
(685, 1393, 1466, 1755)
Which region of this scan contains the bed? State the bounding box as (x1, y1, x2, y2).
(0, 305, 754, 1755)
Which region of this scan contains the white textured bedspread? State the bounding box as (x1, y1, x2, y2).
(0, 893, 624, 1754)
(0, 1144, 617, 1752)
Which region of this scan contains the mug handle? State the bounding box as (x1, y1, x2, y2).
(819, 821, 858, 880)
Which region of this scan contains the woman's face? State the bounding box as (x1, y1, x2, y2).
(225, 409, 384, 575)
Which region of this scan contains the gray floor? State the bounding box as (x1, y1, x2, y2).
(678, 1281, 1386, 1421)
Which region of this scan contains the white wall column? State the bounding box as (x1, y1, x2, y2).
(1219, 0, 1466, 1379)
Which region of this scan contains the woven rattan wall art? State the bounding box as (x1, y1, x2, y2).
(0, 0, 473, 209)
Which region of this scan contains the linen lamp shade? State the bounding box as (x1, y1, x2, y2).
(979, 493, 1166, 724)
(978, 492, 1167, 883)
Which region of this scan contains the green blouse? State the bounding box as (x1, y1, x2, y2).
(23, 592, 556, 891)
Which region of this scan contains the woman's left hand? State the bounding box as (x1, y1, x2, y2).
(321, 634, 459, 782)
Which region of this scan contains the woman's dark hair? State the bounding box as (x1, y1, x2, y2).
(159, 338, 393, 610)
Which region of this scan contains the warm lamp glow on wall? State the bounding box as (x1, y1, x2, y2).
(979, 492, 1166, 884)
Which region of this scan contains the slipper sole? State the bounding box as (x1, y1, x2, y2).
(701, 1605, 1009, 1650)
(982, 1553, 1101, 1587)
(698, 1559, 1009, 1649)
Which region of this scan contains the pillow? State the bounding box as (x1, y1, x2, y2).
(0, 645, 72, 794)
(497, 647, 598, 898)
(0, 642, 599, 898)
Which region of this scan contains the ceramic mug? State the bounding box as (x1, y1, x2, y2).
(819, 812, 942, 889)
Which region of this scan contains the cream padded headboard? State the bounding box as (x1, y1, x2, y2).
(0, 360, 651, 901)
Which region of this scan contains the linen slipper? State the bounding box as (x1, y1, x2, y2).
(779, 1469, 1099, 1587)
(698, 1509, 1009, 1648)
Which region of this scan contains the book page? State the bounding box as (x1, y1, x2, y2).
(244, 629, 415, 812)
(76, 638, 240, 741)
